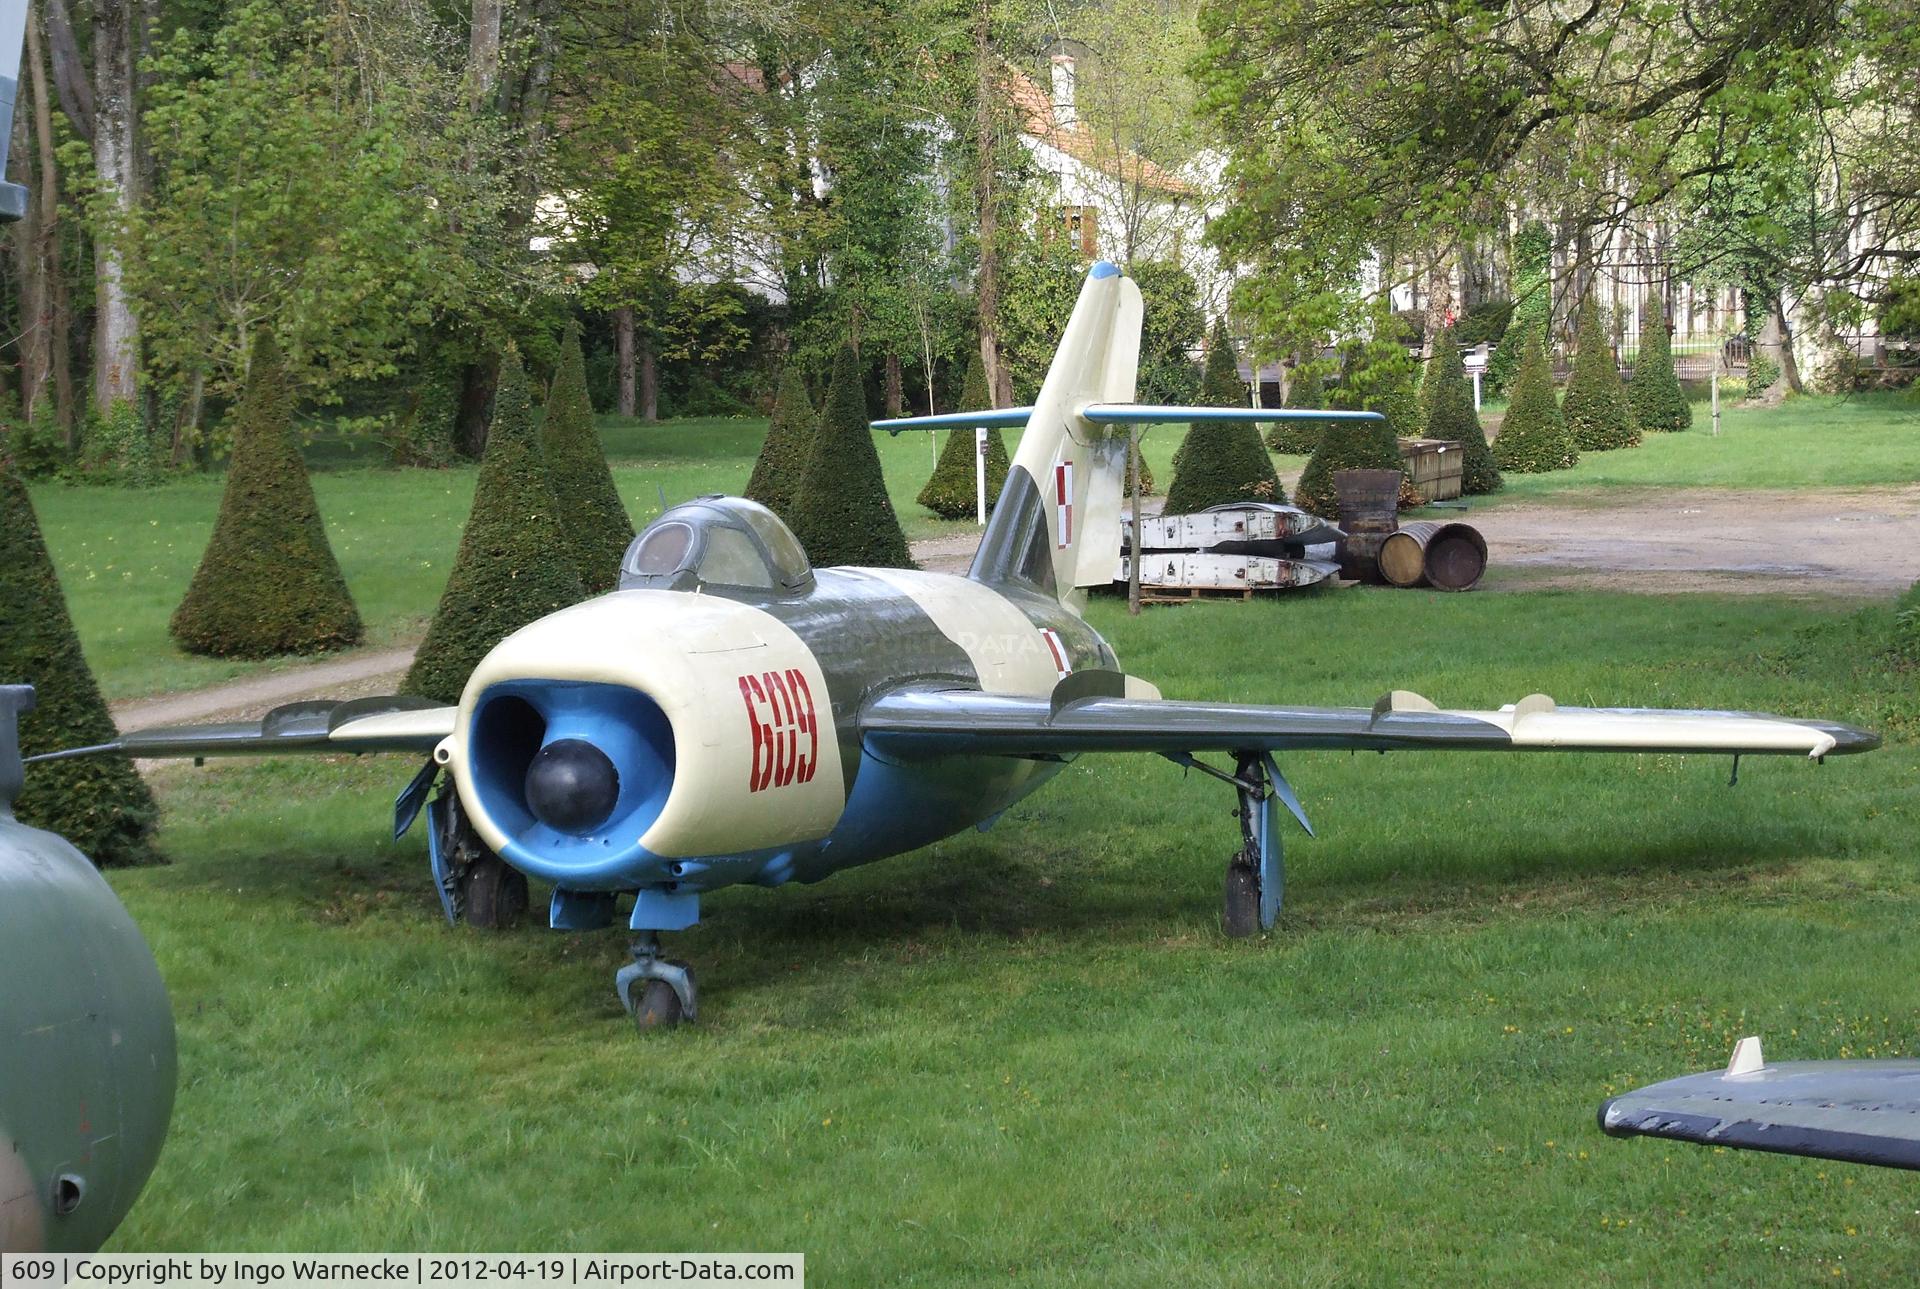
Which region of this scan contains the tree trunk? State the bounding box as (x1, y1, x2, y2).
(91, 0, 141, 414)
(467, 0, 502, 114)
(1757, 293, 1802, 404)
(638, 331, 658, 424)
(973, 0, 1008, 409)
(25, 12, 72, 436)
(42, 0, 92, 142)
(455, 358, 497, 457)
(614, 305, 636, 417)
(12, 82, 48, 423)
(883, 352, 903, 417)
(169, 368, 202, 466)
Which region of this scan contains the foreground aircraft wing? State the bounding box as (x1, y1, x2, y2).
(860, 686, 1878, 761)
(1600, 1039, 1920, 1171)
(26, 696, 455, 762)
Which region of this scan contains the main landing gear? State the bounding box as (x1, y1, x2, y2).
(615, 932, 699, 1030)
(424, 786, 528, 930)
(1166, 750, 1313, 938)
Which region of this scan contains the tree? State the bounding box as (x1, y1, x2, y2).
(169, 333, 363, 658)
(1, 460, 159, 866)
(1266, 359, 1327, 454)
(1562, 296, 1640, 451)
(1292, 416, 1407, 519)
(1494, 332, 1576, 473)
(88, 2, 490, 455)
(404, 349, 584, 703)
(787, 344, 914, 570)
(745, 364, 818, 525)
(1424, 327, 1502, 494)
(1192, 0, 1900, 346)
(917, 351, 1009, 519)
(1626, 296, 1694, 432)
(1488, 223, 1551, 396)
(552, 6, 755, 423)
(540, 325, 632, 595)
(1166, 319, 1283, 512)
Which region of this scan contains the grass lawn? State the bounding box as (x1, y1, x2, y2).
(104, 586, 1918, 1280)
(1462, 391, 1920, 502)
(27, 415, 1183, 701)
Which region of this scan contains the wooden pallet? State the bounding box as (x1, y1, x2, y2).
(1136, 584, 1259, 604)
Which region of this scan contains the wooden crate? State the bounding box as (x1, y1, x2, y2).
(1399, 438, 1463, 501)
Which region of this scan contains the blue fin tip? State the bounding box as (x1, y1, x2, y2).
(1089, 260, 1121, 279)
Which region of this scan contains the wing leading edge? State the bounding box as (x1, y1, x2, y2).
(26, 695, 456, 763)
(861, 687, 1879, 760)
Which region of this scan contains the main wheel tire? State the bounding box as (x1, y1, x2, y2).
(634, 979, 685, 1030)
(1222, 854, 1259, 939)
(463, 854, 529, 930)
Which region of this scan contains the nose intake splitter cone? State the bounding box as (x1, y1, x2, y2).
(525, 738, 621, 834)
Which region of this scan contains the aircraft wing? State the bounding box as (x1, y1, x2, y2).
(26, 696, 456, 763)
(1600, 1045, 1920, 1171)
(860, 686, 1878, 760)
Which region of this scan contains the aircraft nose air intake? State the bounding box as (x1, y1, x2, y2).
(525, 738, 621, 834)
(464, 680, 677, 883)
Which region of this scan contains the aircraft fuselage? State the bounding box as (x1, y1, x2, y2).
(444, 565, 1117, 925)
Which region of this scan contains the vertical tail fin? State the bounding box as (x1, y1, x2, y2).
(969, 261, 1142, 606)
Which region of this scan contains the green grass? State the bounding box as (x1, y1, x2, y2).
(1472, 391, 1920, 500)
(104, 587, 1919, 1279)
(27, 416, 1181, 701)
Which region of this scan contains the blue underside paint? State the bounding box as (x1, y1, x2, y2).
(1088, 259, 1121, 279)
(550, 887, 617, 930)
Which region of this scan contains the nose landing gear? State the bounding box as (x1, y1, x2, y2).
(616, 932, 698, 1030)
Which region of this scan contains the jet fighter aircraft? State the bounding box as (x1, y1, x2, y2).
(39, 261, 1880, 1029)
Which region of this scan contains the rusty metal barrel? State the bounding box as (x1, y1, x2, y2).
(1332, 469, 1401, 582)
(1377, 521, 1488, 591)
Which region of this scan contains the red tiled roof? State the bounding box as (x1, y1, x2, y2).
(1001, 65, 1195, 197)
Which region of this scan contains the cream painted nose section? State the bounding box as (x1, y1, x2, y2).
(444, 592, 846, 866)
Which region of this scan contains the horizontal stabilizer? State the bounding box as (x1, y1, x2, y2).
(1080, 404, 1385, 426)
(871, 407, 1035, 434)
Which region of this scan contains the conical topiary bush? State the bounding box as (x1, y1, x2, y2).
(1563, 295, 1640, 451)
(745, 363, 818, 524)
(917, 351, 1010, 519)
(404, 349, 585, 703)
(541, 323, 633, 594)
(1128, 439, 1156, 496)
(1267, 359, 1326, 454)
(1166, 319, 1283, 511)
(169, 331, 363, 658)
(1425, 326, 1502, 494)
(1627, 295, 1693, 432)
(788, 344, 915, 569)
(1493, 331, 1577, 473)
(1, 459, 160, 865)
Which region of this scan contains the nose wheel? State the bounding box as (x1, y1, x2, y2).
(616, 932, 698, 1030)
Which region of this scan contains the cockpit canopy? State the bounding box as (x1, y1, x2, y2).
(618, 496, 813, 595)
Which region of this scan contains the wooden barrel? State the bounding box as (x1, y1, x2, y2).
(1377, 521, 1488, 591)
(1332, 470, 1400, 583)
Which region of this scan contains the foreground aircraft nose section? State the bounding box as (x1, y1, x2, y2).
(442, 592, 846, 894)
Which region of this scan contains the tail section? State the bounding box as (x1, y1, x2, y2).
(871, 259, 1386, 611)
(971, 261, 1142, 604)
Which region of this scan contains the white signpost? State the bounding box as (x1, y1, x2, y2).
(975, 426, 989, 525)
(1464, 342, 1490, 410)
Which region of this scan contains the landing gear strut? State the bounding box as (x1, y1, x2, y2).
(615, 932, 698, 1030)
(1167, 750, 1312, 938)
